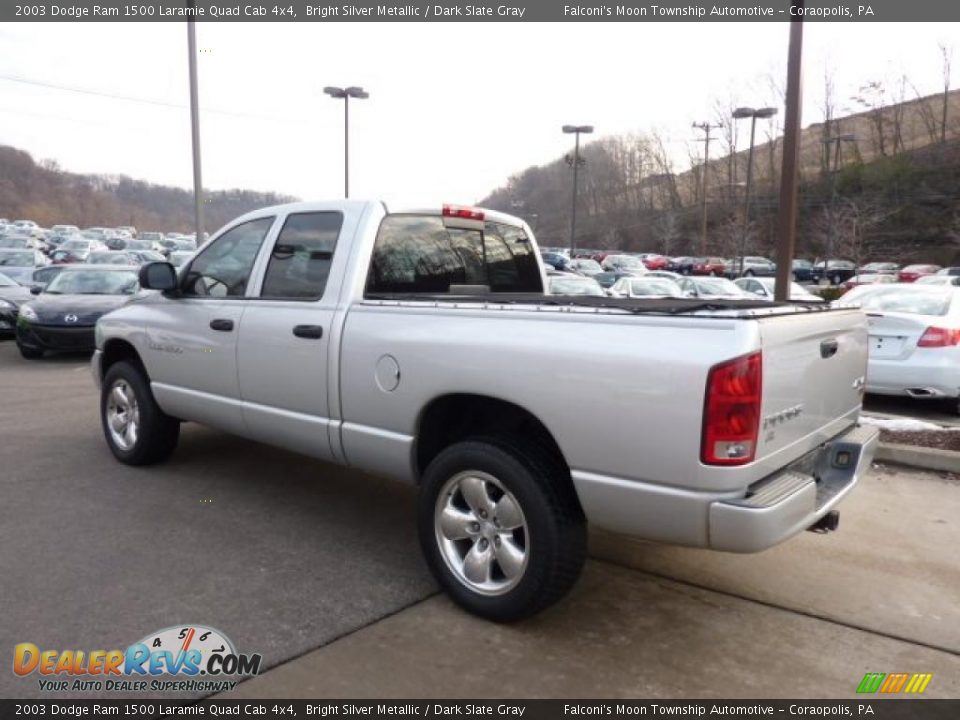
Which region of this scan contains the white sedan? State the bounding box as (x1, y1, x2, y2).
(735, 276, 824, 302)
(608, 276, 683, 298)
(837, 284, 960, 413)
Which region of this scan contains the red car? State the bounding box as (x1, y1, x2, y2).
(897, 264, 941, 283)
(641, 254, 669, 270)
(692, 257, 727, 276)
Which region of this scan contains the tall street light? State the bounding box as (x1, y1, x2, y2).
(186, 0, 203, 241)
(324, 86, 369, 198)
(732, 106, 777, 276)
(562, 124, 593, 256)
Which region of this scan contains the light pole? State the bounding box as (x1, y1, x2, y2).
(562, 124, 593, 256)
(324, 86, 369, 198)
(732, 107, 777, 276)
(186, 0, 203, 241)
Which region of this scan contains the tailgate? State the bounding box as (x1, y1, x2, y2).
(756, 308, 868, 462)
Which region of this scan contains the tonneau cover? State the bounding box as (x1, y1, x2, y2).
(365, 293, 829, 315)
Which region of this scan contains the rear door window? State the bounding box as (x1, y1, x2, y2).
(260, 212, 343, 300)
(366, 215, 543, 295)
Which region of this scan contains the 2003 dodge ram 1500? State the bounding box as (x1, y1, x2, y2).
(93, 200, 879, 621)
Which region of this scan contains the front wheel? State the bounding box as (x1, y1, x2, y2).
(418, 437, 586, 622)
(101, 361, 180, 465)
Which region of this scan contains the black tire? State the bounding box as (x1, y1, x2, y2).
(418, 436, 586, 622)
(101, 360, 180, 465)
(17, 343, 43, 359)
(831, 274, 841, 285)
(745, 269, 755, 277)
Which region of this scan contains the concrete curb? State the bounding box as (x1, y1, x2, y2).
(875, 441, 960, 474)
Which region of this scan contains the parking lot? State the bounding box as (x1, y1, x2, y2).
(2, 340, 959, 699)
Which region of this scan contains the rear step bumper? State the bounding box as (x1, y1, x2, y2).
(709, 424, 879, 553)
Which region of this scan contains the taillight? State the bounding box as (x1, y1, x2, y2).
(442, 205, 485, 221)
(917, 326, 960, 348)
(701, 352, 763, 466)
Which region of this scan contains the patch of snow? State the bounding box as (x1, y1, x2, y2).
(860, 415, 958, 432)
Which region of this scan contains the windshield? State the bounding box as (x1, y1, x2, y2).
(848, 286, 952, 316)
(573, 259, 602, 273)
(88, 253, 132, 264)
(0, 251, 33, 266)
(62, 240, 89, 250)
(0, 272, 17, 286)
(140, 233, 162, 242)
(612, 255, 644, 270)
(916, 276, 954, 286)
(124, 240, 151, 250)
(45, 269, 139, 295)
(550, 277, 604, 296)
(693, 278, 744, 297)
(631, 279, 682, 296)
(0, 237, 30, 249)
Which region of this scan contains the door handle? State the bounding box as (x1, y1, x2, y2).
(293, 324, 324, 339)
(820, 339, 839, 359)
(210, 318, 234, 332)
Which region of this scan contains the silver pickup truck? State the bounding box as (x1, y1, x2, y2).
(93, 201, 878, 621)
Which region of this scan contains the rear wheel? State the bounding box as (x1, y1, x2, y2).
(745, 269, 755, 277)
(418, 437, 586, 622)
(101, 361, 180, 465)
(17, 343, 43, 359)
(831, 274, 842, 285)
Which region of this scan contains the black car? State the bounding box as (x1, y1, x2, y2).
(541, 251, 577, 274)
(666, 256, 702, 275)
(811, 259, 857, 285)
(15, 265, 139, 359)
(0, 271, 32, 336)
(791, 259, 815, 282)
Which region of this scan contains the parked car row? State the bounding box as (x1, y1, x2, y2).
(0, 220, 203, 261)
(540, 245, 954, 288)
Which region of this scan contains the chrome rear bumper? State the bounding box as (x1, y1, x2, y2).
(708, 424, 879, 552)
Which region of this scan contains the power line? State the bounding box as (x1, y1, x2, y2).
(0, 73, 304, 124)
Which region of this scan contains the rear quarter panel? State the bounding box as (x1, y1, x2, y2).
(337, 303, 761, 490)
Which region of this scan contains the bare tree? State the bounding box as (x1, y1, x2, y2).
(940, 42, 954, 143)
(654, 210, 681, 256)
(834, 197, 900, 268)
(852, 80, 890, 157)
(908, 78, 942, 144)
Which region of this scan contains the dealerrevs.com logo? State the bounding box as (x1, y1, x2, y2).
(14, 624, 263, 693)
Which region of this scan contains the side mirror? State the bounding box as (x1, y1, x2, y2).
(139, 261, 178, 291)
(30, 285, 42, 295)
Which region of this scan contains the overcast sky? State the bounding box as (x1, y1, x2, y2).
(0, 21, 955, 209)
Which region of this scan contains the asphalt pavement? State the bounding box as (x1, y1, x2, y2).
(0, 342, 436, 699)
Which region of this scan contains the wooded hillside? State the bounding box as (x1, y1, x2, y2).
(0, 145, 296, 233)
(481, 86, 960, 266)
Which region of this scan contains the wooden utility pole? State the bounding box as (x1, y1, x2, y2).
(692, 121, 721, 256)
(774, 2, 804, 301)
